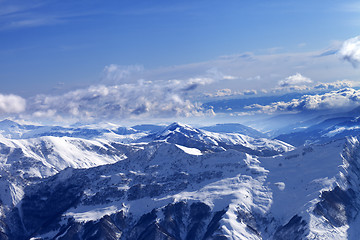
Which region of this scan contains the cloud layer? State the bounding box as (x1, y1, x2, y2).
(247, 88, 360, 113)
(27, 77, 215, 121)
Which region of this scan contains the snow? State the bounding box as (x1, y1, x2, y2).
(324, 126, 360, 137)
(65, 205, 123, 222)
(260, 140, 345, 222)
(175, 144, 202, 155)
(203, 130, 294, 152)
(274, 182, 285, 191)
(308, 213, 349, 239)
(0, 135, 127, 179)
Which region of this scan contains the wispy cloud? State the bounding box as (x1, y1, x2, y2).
(0, 1, 51, 29)
(0, 1, 46, 17)
(339, 2, 360, 12)
(0, 5, 25, 16)
(0, 1, 195, 30)
(0, 0, 99, 30)
(102, 64, 144, 85)
(3, 17, 64, 29)
(120, 4, 194, 16)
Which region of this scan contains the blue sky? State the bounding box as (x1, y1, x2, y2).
(1, 0, 360, 123)
(1, 0, 359, 94)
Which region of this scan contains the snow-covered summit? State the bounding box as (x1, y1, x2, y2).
(141, 122, 293, 156)
(154, 122, 201, 139)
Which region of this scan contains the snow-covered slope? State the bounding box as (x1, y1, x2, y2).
(0, 122, 287, 207)
(0, 135, 145, 210)
(6, 136, 360, 240)
(1, 121, 360, 239)
(0, 135, 128, 179)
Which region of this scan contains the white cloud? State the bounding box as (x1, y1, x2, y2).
(0, 94, 26, 114)
(27, 77, 215, 121)
(278, 73, 312, 87)
(339, 36, 360, 67)
(246, 88, 360, 113)
(210, 89, 233, 97)
(314, 79, 353, 90)
(218, 89, 232, 96)
(243, 89, 257, 95)
(204, 88, 260, 98)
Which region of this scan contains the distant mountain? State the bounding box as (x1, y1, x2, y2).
(0, 119, 41, 138)
(0, 119, 143, 140)
(112, 127, 139, 135)
(275, 107, 360, 146)
(200, 123, 267, 138)
(265, 105, 360, 138)
(131, 124, 166, 133)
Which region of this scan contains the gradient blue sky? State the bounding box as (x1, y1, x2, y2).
(1, 0, 359, 96)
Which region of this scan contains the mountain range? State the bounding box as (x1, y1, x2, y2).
(0, 118, 359, 239)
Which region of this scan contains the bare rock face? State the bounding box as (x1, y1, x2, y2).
(314, 187, 357, 227)
(273, 215, 307, 240)
(41, 201, 228, 240)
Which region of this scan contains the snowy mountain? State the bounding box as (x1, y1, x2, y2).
(138, 122, 292, 156)
(0, 121, 359, 239)
(200, 123, 267, 138)
(0, 119, 142, 140)
(276, 112, 360, 146)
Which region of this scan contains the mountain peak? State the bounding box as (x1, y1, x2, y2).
(161, 122, 200, 136)
(166, 122, 188, 129)
(0, 119, 20, 127)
